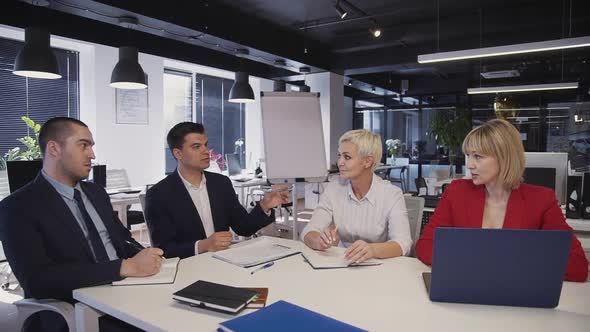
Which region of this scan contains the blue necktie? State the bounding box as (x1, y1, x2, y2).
(73, 189, 109, 262)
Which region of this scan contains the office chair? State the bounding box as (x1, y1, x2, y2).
(15, 299, 76, 332)
(415, 177, 428, 196)
(403, 196, 424, 257)
(106, 169, 145, 231)
(389, 166, 407, 192)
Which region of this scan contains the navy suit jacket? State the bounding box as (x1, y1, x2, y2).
(145, 171, 274, 258)
(0, 174, 142, 302)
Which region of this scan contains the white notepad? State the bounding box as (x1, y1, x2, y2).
(213, 237, 300, 267)
(301, 246, 382, 269)
(112, 257, 180, 286)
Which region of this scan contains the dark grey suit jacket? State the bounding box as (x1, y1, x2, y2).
(0, 174, 142, 302)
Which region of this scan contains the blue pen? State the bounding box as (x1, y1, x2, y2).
(250, 261, 274, 275)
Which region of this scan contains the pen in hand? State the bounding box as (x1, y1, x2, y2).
(125, 239, 145, 251)
(126, 240, 164, 258)
(250, 261, 274, 275)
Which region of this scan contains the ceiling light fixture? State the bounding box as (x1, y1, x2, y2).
(334, 0, 348, 19)
(418, 35, 590, 63)
(229, 72, 255, 103)
(370, 27, 381, 38)
(110, 17, 147, 89)
(348, 80, 353, 86)
(370, 19, 381, 38)
(110, 46, 147, 89)
(467, 82, 579, 95)
(13, 27, 61, 79)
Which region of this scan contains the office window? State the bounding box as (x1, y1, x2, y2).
(163, 69, 193, 174)
(0, 37, 79, 159)
(195, 73, 246, 169)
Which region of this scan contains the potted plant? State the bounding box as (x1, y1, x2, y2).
(430, 108, 472, 175)
(3, 116, 43, 190)
(4, 116, 42, 162)
(385, 139, 404, 164)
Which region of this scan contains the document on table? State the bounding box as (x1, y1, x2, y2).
(112, 257, 180, 286)
(301, 246, 382, 269)
(213, 237, 300, 267)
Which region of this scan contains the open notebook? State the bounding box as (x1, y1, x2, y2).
(112, 257, 180, 286)
(213, 237, 300, 268)
(301, 246, 382, 269)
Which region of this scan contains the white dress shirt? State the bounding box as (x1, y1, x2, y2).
(177, 170, 215, 255)
(301, 174, 412, 256)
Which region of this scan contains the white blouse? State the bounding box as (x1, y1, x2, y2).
(301, 174, 412, 256)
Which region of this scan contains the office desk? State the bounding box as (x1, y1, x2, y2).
(109, 194, 141, 228)
(231, 178, 268, 207)
(73, 238, 590, 332)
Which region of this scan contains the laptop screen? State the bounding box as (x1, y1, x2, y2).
(225, 153, 242, 176)
(428, 228, 571, 308)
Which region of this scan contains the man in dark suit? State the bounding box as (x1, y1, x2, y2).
(146, 122, 289, 259)
(0, 117, 163, 331)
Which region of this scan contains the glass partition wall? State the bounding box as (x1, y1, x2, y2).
(353, 89, 590, 192)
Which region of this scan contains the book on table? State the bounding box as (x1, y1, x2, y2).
(212, 236, 300, 267)
(243, 288, 268, 309)
(218, 300, 367, 332)
(301, 246, 382, 269)
(112, 257, 180, 286)
(173, 280, 259, 314)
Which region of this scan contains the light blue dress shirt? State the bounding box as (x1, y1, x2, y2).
(42, 171, 119, 260)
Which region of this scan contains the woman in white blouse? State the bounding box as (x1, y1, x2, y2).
(301, 129, 412, 263)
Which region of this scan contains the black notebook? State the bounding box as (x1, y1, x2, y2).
(172, 280, 259, 314)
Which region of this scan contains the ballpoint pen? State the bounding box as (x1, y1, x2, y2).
(250, 261, 275, 275)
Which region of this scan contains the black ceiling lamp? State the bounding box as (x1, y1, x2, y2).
(13, 27, 61, 79)
(110, 17, 147, 89)
(229, 49, 255, 103)
(229, 72, 255, 103)
(334, 0, 348, 19)
(110, 46, 147, 89)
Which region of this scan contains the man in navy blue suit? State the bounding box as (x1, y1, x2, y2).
(0, 117, 163, 331)
(146, 122, 289, 258)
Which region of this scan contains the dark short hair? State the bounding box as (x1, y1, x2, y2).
(39, 117, 88, 156)
(166, 122, 205, 157)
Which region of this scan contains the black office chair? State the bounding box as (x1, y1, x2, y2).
(389, 166, 407, 192)
(415, 177, 428, 195)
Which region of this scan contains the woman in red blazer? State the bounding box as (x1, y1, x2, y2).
(415, 119, 588, 282)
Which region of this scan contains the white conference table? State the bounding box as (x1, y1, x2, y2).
(73, 238, 590, 332)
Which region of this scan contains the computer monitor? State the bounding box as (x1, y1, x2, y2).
(225, 153, 242, 176)
(6, 159, 43, 193)
(92, 165, 107, 188)
(525, 152, 567, 205)
(523, 167, 556, 192)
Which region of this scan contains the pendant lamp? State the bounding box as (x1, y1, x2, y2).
(228, 72, 255, 103)
(110, 46, 147, 89)
(13, 27, 61, 79)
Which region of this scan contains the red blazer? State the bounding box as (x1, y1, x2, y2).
(416, 179, 588, 282)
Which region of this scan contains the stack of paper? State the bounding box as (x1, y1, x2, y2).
(213, 237, 300, 267)
(301, 246, 382, 269)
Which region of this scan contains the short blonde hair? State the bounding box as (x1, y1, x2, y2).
(462, 119, 525, 190)
(339, 129, 382, 171)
